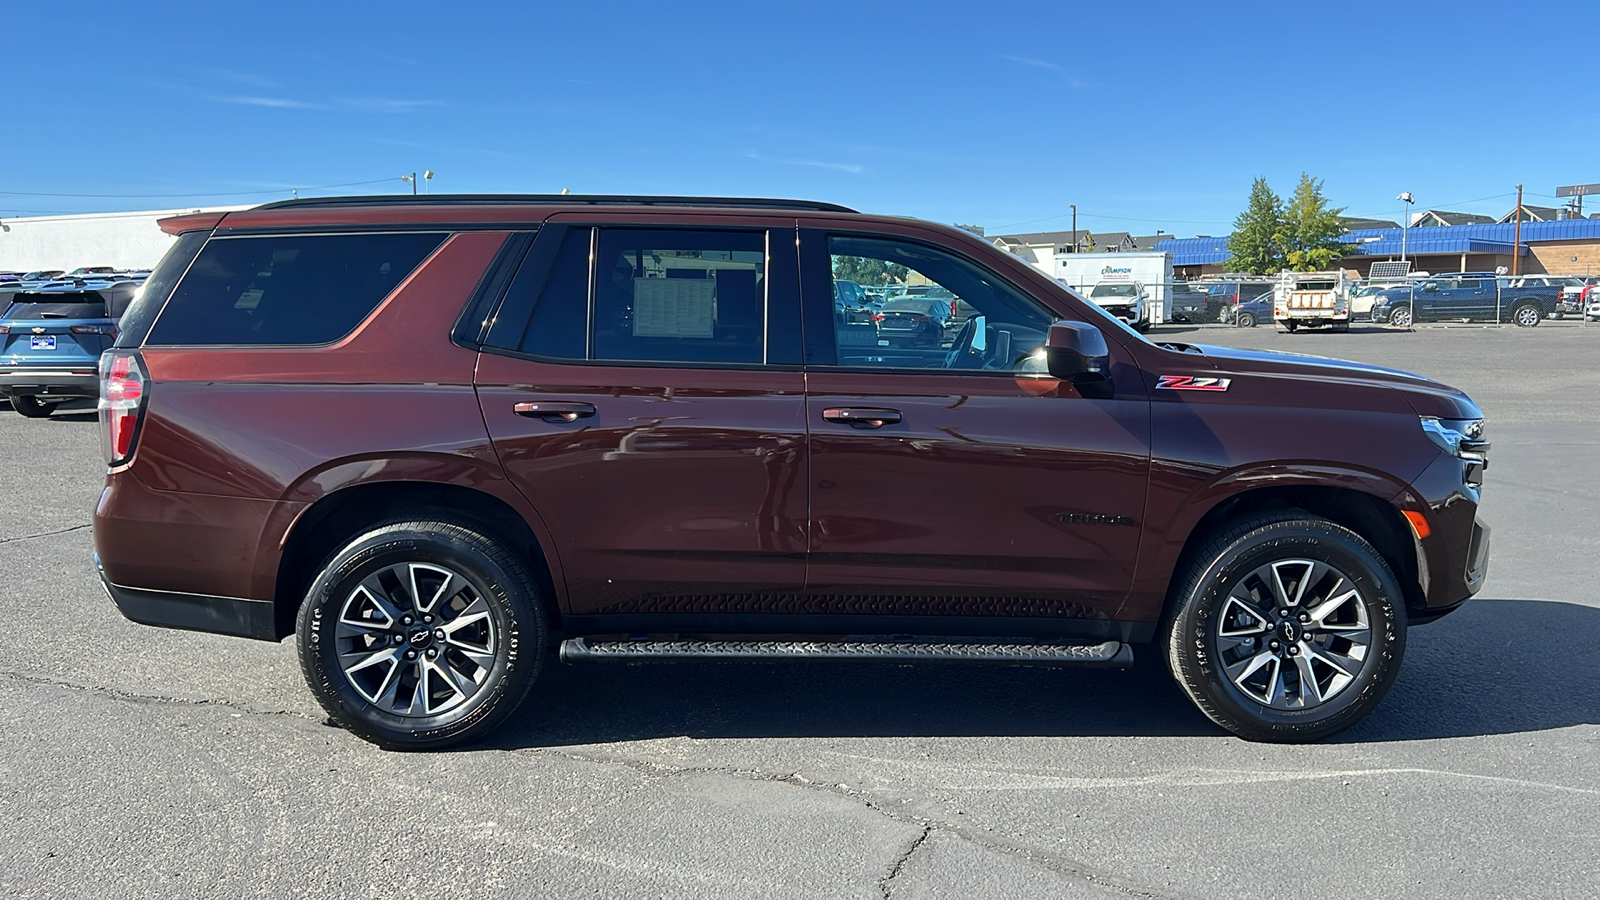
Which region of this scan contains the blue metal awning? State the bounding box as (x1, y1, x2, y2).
(1155, 216, 1600, 266)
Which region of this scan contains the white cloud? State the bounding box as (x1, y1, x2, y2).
(207, 95, 326, 109)
(999, 55, 1060, 70)
(746, 153, 863, 174)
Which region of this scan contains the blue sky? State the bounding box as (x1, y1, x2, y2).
(5, 0, 1598, 237)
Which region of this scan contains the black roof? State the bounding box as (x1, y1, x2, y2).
(252, 194, 858, 214)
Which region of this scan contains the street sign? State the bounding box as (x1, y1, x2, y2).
(1555, 183, 1600, 197)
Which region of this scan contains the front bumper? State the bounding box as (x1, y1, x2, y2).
(0, 366, 98, 399)
(1096, 303, 1141, 323)
(1399, 451, 1492, 623)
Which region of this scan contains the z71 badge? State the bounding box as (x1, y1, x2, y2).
(1156, 375, 1232, 391)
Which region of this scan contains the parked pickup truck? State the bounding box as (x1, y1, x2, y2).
(1273, 270, 1353, 332)
(1369, 273, 1558, 327)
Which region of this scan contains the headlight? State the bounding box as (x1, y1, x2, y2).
(1420, 416, 1488, 461)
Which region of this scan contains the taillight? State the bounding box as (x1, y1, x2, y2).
(72, 324, 120, 337)
(98, 350, 147, 466)
(909, 315, 930, 323)
(871, 314, 884, 322)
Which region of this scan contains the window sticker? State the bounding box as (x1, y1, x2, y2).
(632, 278, 715, 338)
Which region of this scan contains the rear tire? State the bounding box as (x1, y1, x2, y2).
(10, 395, 56, 418)
(1162, 513, 1407, 742)
(1511, 303, 1541, 327)
(297, 519, 547, 750)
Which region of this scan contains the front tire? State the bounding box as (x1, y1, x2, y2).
(297, 519, 546, 750)
(1237, 311, 1257, 328)
(10, 395, 56, 418)
(1388, 306, 1413, 328)
(1162, 514, 1407, 742)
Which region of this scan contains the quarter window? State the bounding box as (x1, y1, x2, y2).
(147, 232, 446, 346)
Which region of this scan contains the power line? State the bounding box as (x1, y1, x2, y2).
(0, 177, 398, 200)
(992, 210, 1229, 232)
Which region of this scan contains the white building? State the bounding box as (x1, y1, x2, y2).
(0, 207, 246, 272)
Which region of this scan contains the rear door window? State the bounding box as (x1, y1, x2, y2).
(592, 229, 766, 365)
(145, 232, 446, 346)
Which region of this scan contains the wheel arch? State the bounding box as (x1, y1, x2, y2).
(1149, 482, 1426, 630)
(269, 479, 564, 641)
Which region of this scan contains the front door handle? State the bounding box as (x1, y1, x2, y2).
(822, 407, 902, 429)
(514, 401, 596, 423)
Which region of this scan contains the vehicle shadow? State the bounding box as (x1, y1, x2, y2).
(487, 598, 1597, 749)
(1342, 598, 1600, 742)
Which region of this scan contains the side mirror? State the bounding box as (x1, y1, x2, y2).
(1422, 283, 1437, 292)
(1045, 320, 1111, 387)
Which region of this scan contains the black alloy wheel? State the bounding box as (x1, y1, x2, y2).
(297, 519, 546, 750)
(1163, 513, 1406, 742)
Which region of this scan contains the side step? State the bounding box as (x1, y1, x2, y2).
(559, 637, 1133, 668)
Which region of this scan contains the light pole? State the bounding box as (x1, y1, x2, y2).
(401, 171, 434, 195)
(1396, 192, 1414, 267)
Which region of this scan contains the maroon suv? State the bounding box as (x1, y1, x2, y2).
(92, 195, 1490, 748)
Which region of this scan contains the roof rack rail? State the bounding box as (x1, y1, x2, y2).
(251, 194, 859, 214)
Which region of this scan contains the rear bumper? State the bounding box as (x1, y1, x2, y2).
(96, 554, 278, 641)
(0, 367, 98, 399)
(1278, 311, 1350, 323)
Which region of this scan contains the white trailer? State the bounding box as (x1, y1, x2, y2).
(1052, 251, 1173, 329)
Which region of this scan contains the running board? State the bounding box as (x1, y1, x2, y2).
(559, 637, 1133, 668)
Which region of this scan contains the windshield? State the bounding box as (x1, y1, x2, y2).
(1090, 284, 1138, 298)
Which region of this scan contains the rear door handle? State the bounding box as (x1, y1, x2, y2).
(822, 407, 902, 428)
(514, 401, 596, 422)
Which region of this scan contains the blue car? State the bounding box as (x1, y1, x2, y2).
(1229, 296, 1274, 328)
(0, 282, 135, 417)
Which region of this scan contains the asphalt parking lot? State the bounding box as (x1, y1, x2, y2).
(1, 323, 1596, 899)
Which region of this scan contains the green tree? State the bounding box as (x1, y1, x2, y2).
(1277, 173, 1353, 271)
(1225, 177, 1286, 275)
(832, 255, 909, 285)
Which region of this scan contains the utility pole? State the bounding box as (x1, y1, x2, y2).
(1512, 184, 1523, 276)
(1397, 192, 1414, 267)
(1070, 204, 1077, 252)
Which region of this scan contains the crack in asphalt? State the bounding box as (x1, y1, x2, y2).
(6, 671, 1184, 897)
(878, 824, 930, 900)
(527, 746, 1184, 900)
(0, 669, 319, 722)
(0, 523, 91, 545)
